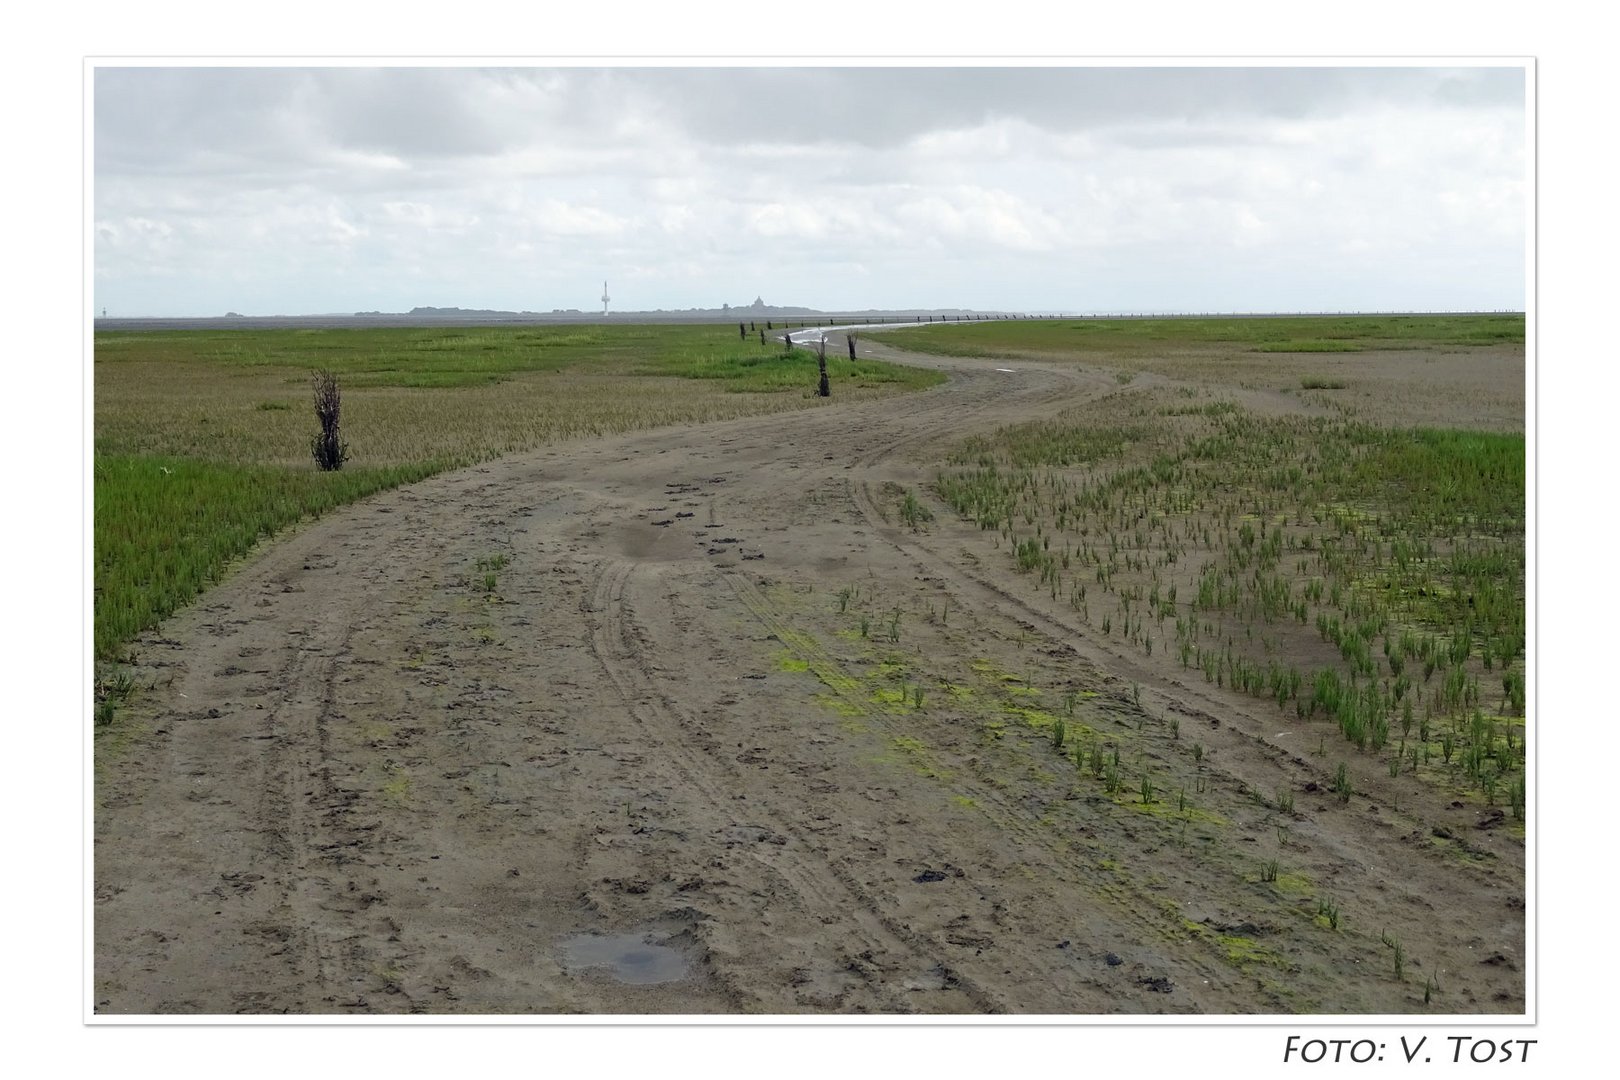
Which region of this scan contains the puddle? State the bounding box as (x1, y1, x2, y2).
(560, 932, 690, 985)
(902, 966, 950, 992)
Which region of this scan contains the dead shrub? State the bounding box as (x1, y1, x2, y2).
(310, 369, 350, 471)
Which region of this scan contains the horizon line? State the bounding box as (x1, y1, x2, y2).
(94, 307, 1527, 321)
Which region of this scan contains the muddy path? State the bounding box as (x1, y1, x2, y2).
(94, 342, 1524, 1015)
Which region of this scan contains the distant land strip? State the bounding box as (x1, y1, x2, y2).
(96, 307, 1523, 332)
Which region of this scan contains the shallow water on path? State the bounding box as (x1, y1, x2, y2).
(559, 932, 690, 985)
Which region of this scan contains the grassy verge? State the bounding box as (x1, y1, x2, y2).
(93, 455, 442, 659)
(633, 341, 938, 391)
(95, 323, 941, 659)
(932, 395, 1525, 814)
(869, 314, 1525, 359)
(95, 322, 945, 392)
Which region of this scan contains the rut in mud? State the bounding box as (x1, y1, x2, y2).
(94, 341, 1524, 1015)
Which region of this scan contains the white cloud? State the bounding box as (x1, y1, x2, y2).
(380, 201, 480, 233)
(893, 188, 1060, 252)
(529, 199, 631, 238)
(657, 204, 696, 233)
(93, 66, 1526, 315)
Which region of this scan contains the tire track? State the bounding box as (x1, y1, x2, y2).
(835, 354, 1523, 1012)
(249, 595, 414, 1010)
(96, 338, 1521, 1015)
(585, 557, 1005, 1014)
(252, 642, 341, 1008)
(849, 432, 1512, 863)
(845, 348, 1114, 475)
(721, 569, 1233, 995)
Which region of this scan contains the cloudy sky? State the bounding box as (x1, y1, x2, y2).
(93, 65, 1526, 316)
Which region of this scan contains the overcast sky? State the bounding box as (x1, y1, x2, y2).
(93, 66, 1526, 316)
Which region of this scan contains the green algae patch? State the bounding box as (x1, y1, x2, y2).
(1217, 933, 1283, 969)
(772, 625, 821, 656)
(812, 692, 867, 718)
(1001, 702, 1063, 729)
(771, 622, 927, 719)
(1125, 797, 1229, 826)
(971, 658, 1032, 686)
(1180, 919, 1285, 971)
(880, 735, 953, 780)
(380, 765, 412, 805)
(871, 686, 912, 709)
(804, 661, 862, 697)
(1274, 872, 1313, 896)
(1000, 700, 1100, 738)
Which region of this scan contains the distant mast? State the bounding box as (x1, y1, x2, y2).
(601, 281, 610, 316)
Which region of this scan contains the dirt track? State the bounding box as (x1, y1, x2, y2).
(94, 342, 1524, 1015)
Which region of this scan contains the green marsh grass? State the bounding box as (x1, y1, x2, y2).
(1333, 763, 1354, 803)
(923, 356, 1523, 808)
(95, 323, 941, 659)
(870, 313, 1524, 361)
(94, 454, 439, 658)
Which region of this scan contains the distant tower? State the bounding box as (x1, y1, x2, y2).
(601, 280, 610, 316)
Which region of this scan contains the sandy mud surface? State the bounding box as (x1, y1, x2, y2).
(94, 342, 1524, 1015)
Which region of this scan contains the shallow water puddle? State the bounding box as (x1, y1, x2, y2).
(560, 932, 689, 985)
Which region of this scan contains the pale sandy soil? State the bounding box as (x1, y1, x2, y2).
(94, 340, 1524, 1015)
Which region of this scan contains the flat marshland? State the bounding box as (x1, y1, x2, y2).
(874, 315, 1526, 803)
(94, 324, 939, 660)
(95, 315, 1525, 1016)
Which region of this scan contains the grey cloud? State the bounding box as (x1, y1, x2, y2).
(97, 66, 1525, 172)
(311, 68, 513, 157)
(612, 66, 1524, 147)
(98, 68, 592, 174)
(96, 68, 297, 171)
(93, 65, 1525, 317)
(1099, 124, 1293, 151)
